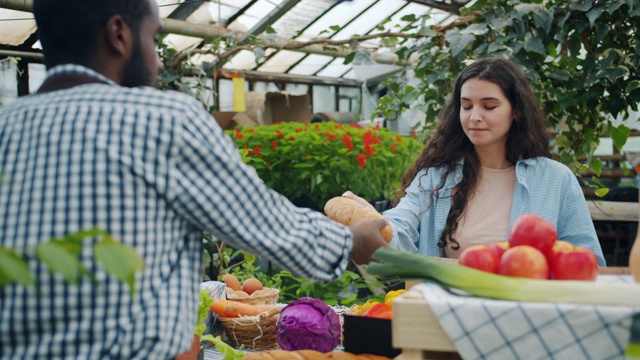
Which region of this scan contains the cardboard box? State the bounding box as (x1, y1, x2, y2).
(343, 315, 401, 358)
(245, 91, 312, 125)
(211, 111, 258, 130)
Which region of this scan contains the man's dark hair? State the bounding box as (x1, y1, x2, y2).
(33, 0, 152, 68)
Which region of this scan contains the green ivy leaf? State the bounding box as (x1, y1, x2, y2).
(460, 23, 488, 36)
(343, 52, 356, 65)
(0, 247, 34, 286)
(626, 80, 640, 93)
(445, 29, 475, 58)
(610, 124, 630, 152)
(329, 25, 341, 31)
(94, 241, 144, 295)
(36, 242, 84, 284)
(400, 14, 417, 22)
(594, 188, 609, 198)
(586, 6, 605, 28)
(524, 36, 546, 55)
(569, 1, 594, 12)
(590, 158, 603, 177)
(265, 26, 276, 34)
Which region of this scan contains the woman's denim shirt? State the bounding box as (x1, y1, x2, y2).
(384, 157, 606, 266)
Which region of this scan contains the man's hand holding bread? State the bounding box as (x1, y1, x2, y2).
(324, 191, 393, 265)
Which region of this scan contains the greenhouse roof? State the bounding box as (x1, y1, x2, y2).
(0, 0, 470, 82)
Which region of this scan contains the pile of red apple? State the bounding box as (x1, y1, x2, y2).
(458, 213, 599, 281)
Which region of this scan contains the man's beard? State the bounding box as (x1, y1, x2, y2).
(121, 37, 155, 87)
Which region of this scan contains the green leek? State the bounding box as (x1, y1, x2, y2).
(368, 248, 640, 307)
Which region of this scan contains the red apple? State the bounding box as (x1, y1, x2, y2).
(459, 245, 501, 273)
(509, 214, 557, 256)
(488, 241, 509, 258)
(550, 246, 598, 281)
(499, 245, 549, 279)
(547, 240, 573, 262)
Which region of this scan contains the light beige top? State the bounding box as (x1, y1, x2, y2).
(445, 166, 516, 258)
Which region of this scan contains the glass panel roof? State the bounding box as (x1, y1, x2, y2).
(0, 0, 469, 79)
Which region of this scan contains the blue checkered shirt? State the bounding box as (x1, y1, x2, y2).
(0, 64, 352, 359)
(386, 157, 606, 266)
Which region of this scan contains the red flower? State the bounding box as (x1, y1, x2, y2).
(267, 161, 271, 167)
(246, 128, 255, 133)
(252, 146, 262, 156)
(290, 136, 296, 141)
(296, 128, 303, 133)
(374, 123, 381, 130)
(271, 141, 278, 149)
(410, 130, 417, 137)
(363, 130, 372, 146)
(357, 153, 366, 167)
(315, 124, 320, 131)
(306, 153, 310, 157)
(373, 136, 382, 145)
(341, 134, 354, 151)
(391, 143, 398, 153)
(327, 133, 337, 141)
(396, 135, 402, 142)
(275, 130, 283, 139)
(364, 143, 375, 157)
(235, 128, 244, 140)
(349, 123, 361, 129)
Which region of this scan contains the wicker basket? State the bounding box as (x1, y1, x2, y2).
(218, 307, 280, 350)
(227, 287, 280, 305)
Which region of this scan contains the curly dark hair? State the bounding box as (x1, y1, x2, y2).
(395, 58, 552, 250)
(33, 0, 153, 68)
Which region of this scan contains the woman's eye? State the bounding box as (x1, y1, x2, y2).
(462, 105, 472, 110)
(485, 106, 497, 110)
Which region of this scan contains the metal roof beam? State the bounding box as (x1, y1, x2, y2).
(237, 0, 302, 43)
(0, 0, 399, 64)
(167, 1, 204, 21)
(404, 0, 466, 15)
(221, 69, 361, 87)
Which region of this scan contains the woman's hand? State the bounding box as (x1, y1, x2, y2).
(342, 191, 376, 212)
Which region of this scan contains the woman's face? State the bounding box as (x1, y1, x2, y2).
(459, 78, 514, 152)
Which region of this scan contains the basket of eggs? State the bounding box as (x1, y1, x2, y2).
(214, 274, 281, 350)
(223, 274, 280, 305)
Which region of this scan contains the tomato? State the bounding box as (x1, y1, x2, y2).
(361, 303, 393, 320)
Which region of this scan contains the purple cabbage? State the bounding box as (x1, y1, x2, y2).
(276, 297, 341, 352)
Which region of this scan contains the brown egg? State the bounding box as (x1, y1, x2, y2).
(234, 290, 250, 298)
(241, 277, 263, 295)
(222, 273, 241, 291)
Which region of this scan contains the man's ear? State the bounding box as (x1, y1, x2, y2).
(103, 15, 133, 57)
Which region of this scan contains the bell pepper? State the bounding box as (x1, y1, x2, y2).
(355, 300, 380, 316)
(362, 303, 393, 320)
(384, 289, 406, 309)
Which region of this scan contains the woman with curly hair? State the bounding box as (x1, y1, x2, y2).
(346, 58, 605, 265)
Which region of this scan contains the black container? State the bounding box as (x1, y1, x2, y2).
(342, 315, 401, 358)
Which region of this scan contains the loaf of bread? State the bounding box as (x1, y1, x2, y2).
(242, 349, 392, 360)
(324, 197, 393, 242)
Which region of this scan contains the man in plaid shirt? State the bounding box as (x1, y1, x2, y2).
(0, 0, 389, 358)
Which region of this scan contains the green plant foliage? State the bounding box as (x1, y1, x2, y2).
(372, 0, 640, 176)
(217, 248, 385, 306)
(226, 121, 423, 210)
(1, 229, 144, 293)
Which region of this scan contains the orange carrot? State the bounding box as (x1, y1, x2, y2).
(209, 299, 276, 317)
